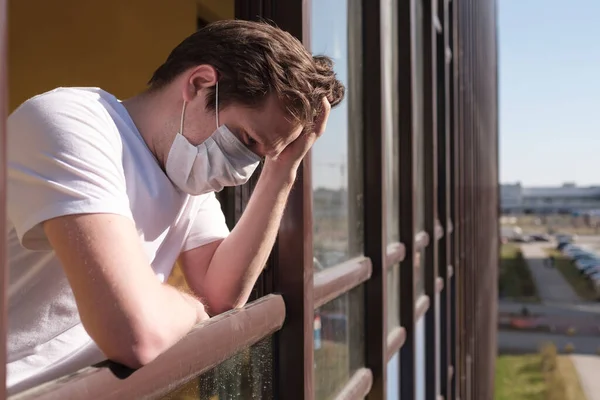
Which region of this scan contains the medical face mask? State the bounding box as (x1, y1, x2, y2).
(165, 82, 261, 195)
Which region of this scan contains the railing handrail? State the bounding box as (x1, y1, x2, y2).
(10, 294, 286, 400)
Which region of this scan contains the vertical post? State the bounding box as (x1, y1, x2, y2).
(398, 0, 418, 398)
(454, 0, 466, 396)
(262, 1, 314, 399)
(362, 0, 386, 398)
(448, 1, 458, 398)
(436, 0, 451, 398)
(422, 0, 439, 399)
(0, 0, 8, 396)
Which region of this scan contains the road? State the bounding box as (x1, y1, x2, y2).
(520, 243, 582, 304)
(497, 242, 600, 400)
(498, 330, 599, 354)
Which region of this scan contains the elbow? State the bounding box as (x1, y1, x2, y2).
(98, 329, 170, 370)
(204, 294, 247, 316)
(109, 341, 164, 370)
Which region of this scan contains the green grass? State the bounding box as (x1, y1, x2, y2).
(495, 354, 546, 400)
(499, 244, 540, 302)
(495, 343, 587, 400)
(547, 249, 599, 301)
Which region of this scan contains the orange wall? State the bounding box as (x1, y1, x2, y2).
(8, 0, 197, 112)
(196, 0, 234, 22)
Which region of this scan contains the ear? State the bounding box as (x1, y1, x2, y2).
(181, 64, 218, 103)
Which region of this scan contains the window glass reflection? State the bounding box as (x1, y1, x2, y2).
(383, 0, 400, 244)
(416, 248, 426, 295)
(311, 0, 363, 270)
(415, 0, 426, 233)
(415, 316, 426, 400)
(386, 351, 400, 399)
(161, 336, 273, 400)
(314, 285, 365, 399)
(387, 264, 400, 332)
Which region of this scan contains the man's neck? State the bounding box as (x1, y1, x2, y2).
(122, 89, 179, 169)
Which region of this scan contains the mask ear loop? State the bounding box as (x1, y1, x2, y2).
(215, 81, 220, 128)
(180, 101, 187, 135)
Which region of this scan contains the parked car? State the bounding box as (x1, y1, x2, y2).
(530, 234, 551, 242)
(555, 233, 577, 243)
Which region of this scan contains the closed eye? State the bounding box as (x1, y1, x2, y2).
(246, 135, 257, 147)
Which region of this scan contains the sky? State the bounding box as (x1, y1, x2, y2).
(310, 0, 350, 190)
(311, 0, 600, 189)
(498, 0, 600, 186)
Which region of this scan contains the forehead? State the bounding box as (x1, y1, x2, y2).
(244, 95, 302, 147)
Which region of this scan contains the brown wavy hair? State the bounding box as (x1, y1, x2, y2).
(148, 20, 345, 130)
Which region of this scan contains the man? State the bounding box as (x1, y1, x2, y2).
(6, 20, 344, 394)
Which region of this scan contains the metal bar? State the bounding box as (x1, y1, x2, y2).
(262, 1, 315, 398)
(422, 0, 440, 397)
(436, 0, 452, 397)
(447, 3, 457, 399)
(386, 327, 408, 363)
(386, 242, 407, 269)
(436, 277, 444, 293)
(362, 0, 386, 397)
(415, 230, 431, 252)
(398, 0, 418, 397)
(0, 0, 7, 395)
(415, 295, 431, 321)
(11, 295, 286, 400)
(435, 220, 445, 240)
(333, 368, 374, 400)
(313, 257, 372, 309)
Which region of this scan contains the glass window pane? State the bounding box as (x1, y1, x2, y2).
(415, 0, 425, 233)
(311, 0, 363, 270)
(387, 264, 400, 332)
(386, 351, 400, 399)
(415, 316, 426, 400)
(161, 336, 273, 400)
(416, 248, 426, 295)
(383, 0, 400, 244)
(314, 285, 365, 399)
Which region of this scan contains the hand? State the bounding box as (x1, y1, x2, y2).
(268, 97, 331, 170)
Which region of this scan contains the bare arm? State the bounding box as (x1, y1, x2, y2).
(178, 163, 294, 315)
(179, 98, 331, 315)
(44, 213, 209, 369)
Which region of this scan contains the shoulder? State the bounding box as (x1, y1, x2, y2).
(8, 87, 122, 154)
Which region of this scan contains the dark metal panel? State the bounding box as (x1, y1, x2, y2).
(397, 0, 418, 397)
(361, 0, 387, 397)
(436, 0, 452, 397)
(450, 0, 499, 397)
(255, 1, 314, 399)
(447, 0, 458, 398)
(0, 0, 7, 396)
(421, 0, 440, 398)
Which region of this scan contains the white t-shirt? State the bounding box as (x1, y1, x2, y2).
(6, 87, 230, 395)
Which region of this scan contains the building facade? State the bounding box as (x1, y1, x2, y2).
(1, 0, 499, 399)
(501, 183, 600, 214)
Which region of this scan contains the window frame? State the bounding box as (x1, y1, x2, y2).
(0, 0, 7, 395)
(1, 0, 502, 397)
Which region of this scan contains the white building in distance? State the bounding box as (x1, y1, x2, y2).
(500, 182, 600, 215)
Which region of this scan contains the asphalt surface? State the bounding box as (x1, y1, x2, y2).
(497, 242, 600, 400)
